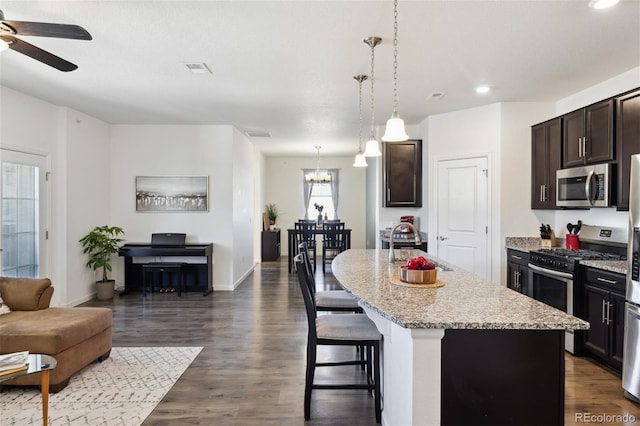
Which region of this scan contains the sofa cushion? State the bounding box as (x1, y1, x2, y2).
(0, 307, 112, 354)
(0, 277, 52, 311)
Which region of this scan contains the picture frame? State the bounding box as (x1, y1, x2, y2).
(136, 176, 208, 212)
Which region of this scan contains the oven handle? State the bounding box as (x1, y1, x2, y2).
(528, 263, 574, 280)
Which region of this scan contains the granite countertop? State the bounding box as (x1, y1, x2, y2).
(332, 249, 589, 332)
(505, 237, 628, 275)
(579, 260, 628, 275)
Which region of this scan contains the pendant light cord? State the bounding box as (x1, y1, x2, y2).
(358, 77, 364, 151)
(392, 0, 399, 116)
(370, 41, 376, 139)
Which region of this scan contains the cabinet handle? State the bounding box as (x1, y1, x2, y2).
(606, 301, 612, 326)
(578, 137, 583, 157)
(602, 299, 606, 324)
(516, 271, 521, 287)
(597, 277, 617, 285)
(583, 137, 587, 157)
(511, 255, 523, 260)
(540, 185, 544, 202)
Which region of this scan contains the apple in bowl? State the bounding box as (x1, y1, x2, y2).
(400, 256, 437, 284)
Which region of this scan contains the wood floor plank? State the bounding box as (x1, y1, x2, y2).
(81, 258, 640, 425)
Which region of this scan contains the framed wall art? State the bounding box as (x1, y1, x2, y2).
(136, 176, 208, 212)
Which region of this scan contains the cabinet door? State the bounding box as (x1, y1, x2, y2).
(507, 262, 518, 291)
(383, 140, 422, 207)
(616, 89, 640, 210)
(531, 124, 547, 209)
(563, 109, 586, 168)
(519, 265, 530, 295)
(531, 118, 561, 209)
(609, 292, 626, 370)
(585, 100, 614, 164)
(583, 285, 609, 359)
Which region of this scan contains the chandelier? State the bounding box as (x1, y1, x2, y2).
(305, 146, 331, 183)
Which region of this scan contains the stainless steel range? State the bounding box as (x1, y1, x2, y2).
(528, 225, 627, 353)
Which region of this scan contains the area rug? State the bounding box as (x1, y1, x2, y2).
(0, 346, 203, 425)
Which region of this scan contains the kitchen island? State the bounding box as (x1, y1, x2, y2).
(332, 249, 589, 426)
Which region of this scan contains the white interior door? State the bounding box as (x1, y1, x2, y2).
(436, 156, 489, 279)
(1, 149, 48, 278)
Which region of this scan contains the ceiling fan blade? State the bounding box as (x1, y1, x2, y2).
(1, 35, 78, 71)
(2, 20, 91, 40)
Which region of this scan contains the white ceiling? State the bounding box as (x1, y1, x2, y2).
(1, 1, 639, 156)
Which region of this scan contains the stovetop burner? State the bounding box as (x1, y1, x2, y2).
(536, 248, 624, 261)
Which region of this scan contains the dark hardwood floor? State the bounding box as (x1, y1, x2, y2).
(81, 259, 639, 425)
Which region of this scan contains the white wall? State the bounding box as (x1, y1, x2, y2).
(109, 124, 254, 291)
(425, 103, 501, 281)
(232, 128, 256, 285)
(64, 109, 111, 305)
(0, 87, 110, 306)
(265, 155, 366, 253)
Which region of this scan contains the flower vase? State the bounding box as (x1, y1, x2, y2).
(317, 214, 323, 226)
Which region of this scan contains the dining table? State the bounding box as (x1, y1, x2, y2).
(287, 226, 351, 273)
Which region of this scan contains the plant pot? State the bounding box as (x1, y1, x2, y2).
(96, 280, 115, 300)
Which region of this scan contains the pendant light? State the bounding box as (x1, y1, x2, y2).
(353, 74, 369, 168)
(363, 36, 382, 157)
(382, 0, 409, 142)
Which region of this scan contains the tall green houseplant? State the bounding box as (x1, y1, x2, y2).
(79, 225, 125, 282)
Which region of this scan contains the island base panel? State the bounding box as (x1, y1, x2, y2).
(441, 329, 564, 426)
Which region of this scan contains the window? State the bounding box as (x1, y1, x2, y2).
(307, 182, 335, 220)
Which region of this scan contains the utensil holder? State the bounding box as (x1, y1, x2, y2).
(566, 234, 580, 250)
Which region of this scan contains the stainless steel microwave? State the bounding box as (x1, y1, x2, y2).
(556, 163, 612, 207)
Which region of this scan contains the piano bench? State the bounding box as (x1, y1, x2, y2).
(142, 263, 187, 297)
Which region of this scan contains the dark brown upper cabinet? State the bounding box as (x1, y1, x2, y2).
(383, 140, 422, 207)
(531, 118, 562, 209)
(616, 88, 640, 211)
(562, 99, 614, 168)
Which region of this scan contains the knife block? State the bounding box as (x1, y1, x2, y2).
(541, 231, 557, 248)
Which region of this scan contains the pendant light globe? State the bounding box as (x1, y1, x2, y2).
(382, 112, 409, 142)
(364, 138, 382, 157)
(353, 152, 368, 167)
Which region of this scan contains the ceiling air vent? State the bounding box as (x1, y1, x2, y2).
(246, 130, 271, 138)
(428, 92, 446, 100)
(184, 63, 212, 74)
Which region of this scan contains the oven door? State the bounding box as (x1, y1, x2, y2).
(527, 263, 572, 314)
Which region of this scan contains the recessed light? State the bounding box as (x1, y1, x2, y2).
(589, 0, 619, 9)
(475, 85, 490, 94)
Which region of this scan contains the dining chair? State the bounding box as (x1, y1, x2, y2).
(295, 221, 317, 271)
(322, 221, 346, 272)
(298, 242, 363, 313)
(294, 254, 382, 423)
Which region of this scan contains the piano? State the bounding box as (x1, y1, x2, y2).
(118, 233, 213, 295)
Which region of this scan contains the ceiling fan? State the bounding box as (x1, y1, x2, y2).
(0, 9, 91, 72)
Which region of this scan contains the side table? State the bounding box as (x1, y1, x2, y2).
(0, 353, 57, 426)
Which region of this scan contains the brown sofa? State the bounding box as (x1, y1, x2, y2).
(0, 277, 112, 392)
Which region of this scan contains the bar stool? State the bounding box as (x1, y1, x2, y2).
(142, 263, 186, 296)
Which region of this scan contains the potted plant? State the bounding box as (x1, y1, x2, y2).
(79, 225, 125, 300)
(265, 203, 278, 230)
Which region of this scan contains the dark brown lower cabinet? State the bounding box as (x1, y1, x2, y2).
(383, 140, 422, 207)
(261, 229, 281, 261)
(581, 267, 625, 371)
